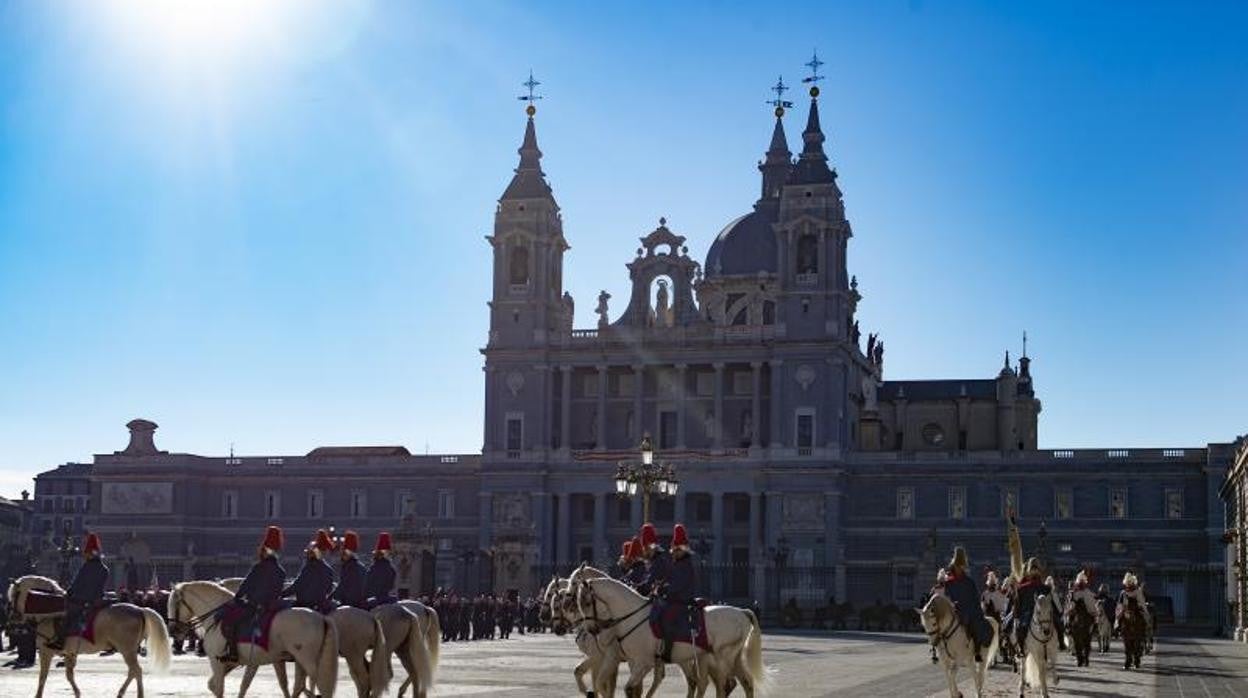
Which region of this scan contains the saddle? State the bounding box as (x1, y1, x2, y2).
(219, 604, 283, 652)
(22, 589, 66, 615)
(648, 600, 710, 651)
(69, 606, 110, 644)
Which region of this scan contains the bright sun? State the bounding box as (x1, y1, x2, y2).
(93, 0, 296, 70)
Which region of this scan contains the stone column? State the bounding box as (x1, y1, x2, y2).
(596, 365, 608, 451)
(556, 494, 571, 565)
(713, 363, 725, 449)
(478, 492, 493, 551)
(593, 493, 608, 564)
(825, 489, 846, 602)
(484, 366, 497, 452)
(532, 492, 550, 566)
(632, 364, 645, 444)
(750, 362, 762, 449)
(674, 491, 686, 523)
(750, 492, 764, 604)
(768, 360, 784, 449)
(631, 494, 643, 529)
(676, 364, 688, 449)
(711, 492, 725, 597)
(560, 366, 572, 453)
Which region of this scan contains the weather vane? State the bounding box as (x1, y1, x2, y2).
(767, 76, 793, 117)
(802, 49, 824, 97)
(518, 70, 542, 116)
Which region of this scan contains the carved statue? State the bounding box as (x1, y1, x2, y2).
(655, 279, 673, 327)
(625, 410, 635, 440)
(861, 373, 879, 412)
(866, 333, 876, 361)
(703, 411, 717, 442)
(741, 410, 754, 445)
(595, 290, 611, 329)
(561, 291, 575, 334)
(874, 340, 885, 370)
(588, 408, 598, 444)
(851, 320, 861, 345)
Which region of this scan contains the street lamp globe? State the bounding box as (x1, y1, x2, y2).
(628, 480, 639, 497)
(640, 436, 654, 466)
(668, 477, 680, 496)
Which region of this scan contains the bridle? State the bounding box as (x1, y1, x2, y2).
(574, 578, 651, 643)
(168, 587, 224, 639)
(922, 599, 964, 657)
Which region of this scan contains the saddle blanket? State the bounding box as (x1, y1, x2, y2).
(72, 608, 104, 645)
(220, 606, 281, 652)
(23, 589, 66, 615)
(649, 601, 710, 652)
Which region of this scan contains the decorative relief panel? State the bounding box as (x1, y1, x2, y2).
(493, 493, 531, 529)
(101, 482, 174, 515)
(795, 364, 816, 392)
(783, 493, 825, 530)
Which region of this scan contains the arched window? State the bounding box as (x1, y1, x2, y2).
(762, 301, 776, 325)
(649, 276, 675, 327)
(797, 233, 818, 274)
(509, 244, 530, 285)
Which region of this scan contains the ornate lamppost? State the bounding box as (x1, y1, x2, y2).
(614, 436, 679, 523)
(1037, 519, 1049, 571)
(57, 519, 78, 586)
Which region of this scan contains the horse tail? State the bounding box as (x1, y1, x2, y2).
(405, 607, 434, 696)
(423, 606, 440, 688)
(983, 617, 1000, 673)
(369, 614, 392, 697)
(139, 607, 172, 673)
(315, 615, 339, 697)
(743, 608, 771, 696)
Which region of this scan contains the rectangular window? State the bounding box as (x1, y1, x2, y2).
(1058, 542, 1073, 553)
(795, 409, 815, 454)
(791, 548, 814, 567)
(1166, 489, 1183, 519)
(350, 490, 366, 519)
(1002, 487, 1019, 518)
(80, 497, 90, 513)
(264, 491, 280, 519)
(618, 373, 635, 397)
(732, 372, 752, 395)
(897, 488, 915, 520)
(396, 491, 418, 517)
(696, 372, 715, 397)
(307, 490, 324, 518)
(583, 374, 599, 398)
(732, 495, 751, 524)
(579, 497, 595, 524)
(658, 410, 677, 449)
(1110, 540, 1128, 554)
(1109, 488, 1128, 519)
(266, 457, 284, 466)
(693, 495, 712, 523)
(505, 414, 524, 453)
(1055, 488, 1073, 520)
(894, 569, 915, 603)
(617, 498, 633, 525)
(437, 490, 455, 519)
(949, 487, 966, 520)
(222, 491, 238, 519)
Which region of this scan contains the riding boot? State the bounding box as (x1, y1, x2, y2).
(974, 638, 983, 663)
(660, 637, 673, 663)
(45, 619, 65, 651)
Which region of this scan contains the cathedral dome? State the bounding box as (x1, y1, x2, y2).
(703, 207, 778, 278)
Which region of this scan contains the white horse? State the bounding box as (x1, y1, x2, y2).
(1020, 593, 1060, 697)
(385, 601, 441, 698)
(919, 593, 999, 698)
(290, 606, 391, 698)
(169, 580, 339, 698)
(543, 575, 626, 698)
(569, 569, 768, 698)
(8, 575, 172, 698)
(1096, 608, 1112, 654)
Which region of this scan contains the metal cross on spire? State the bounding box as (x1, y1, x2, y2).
(802, 49, 825, 97)
(518, 70, 542, 115)
(767, 75, 794, 116)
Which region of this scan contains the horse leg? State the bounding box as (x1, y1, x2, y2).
(573, 656, 591, 695)
(35, 649, 53, 698)
(121, 650, 144, 698)
(64, 652, 82, 698)
(207, 659, 227, 698)
(347, 654, 370, 698)
(944, 663, 960, 698)
(292, 662, 307, 698)
(273, 660, 292, 698)
(238, 663, 259, 698)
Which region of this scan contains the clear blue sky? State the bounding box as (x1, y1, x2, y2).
(1, 1, 1245, 496)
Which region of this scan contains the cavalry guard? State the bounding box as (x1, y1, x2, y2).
(614, 540, 634, 579)
(636, 522, 670, 597)
(1005, 516, 1066, 653)
(283, 529, 336, 613)
(47, 532, 109, 650)
(653, 523, 699, 663)
(942, 547, 992, 663)
(1116, 571, 1150, 631)
(332, 530, 367, 609)
(220, 526, 287, 663)
(623, 537, 648, 589)
(365, 531, 398, 608)
(981, 570, 1008, 623)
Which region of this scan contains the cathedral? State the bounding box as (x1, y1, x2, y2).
(25, 71, 1234, 629)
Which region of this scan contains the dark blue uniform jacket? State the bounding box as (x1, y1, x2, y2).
(284, 557, 335, 609)
(366, 556, 397, 603)
(67, 558, 109, 607)
(944, 570, 992, 645)
(333, 557, 367, 608)
(235, 556, 287, 610)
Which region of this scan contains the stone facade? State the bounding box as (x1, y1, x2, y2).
(25, 91, 1234, 625)
(1220, 436, 1248, 639)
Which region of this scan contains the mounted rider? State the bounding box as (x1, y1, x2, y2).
(942, 547, 993, 663)
(621, 538, 647, 589)
(47, 532, 110, 651)
(1069, 569, 1098, 620)
(283, 529, 336, 613)
(635, 522, 669, 597)
(1095, 583, 1115, 622)
(219, 526, 287, 664)
(365, 532, 398, 608)
(1005, 516, 1066, 653)
(332, 530, 367, 609)
(1116, 571, 1150, 631)
(980, 569, 1008, 622)
(651, 523, 699, 663)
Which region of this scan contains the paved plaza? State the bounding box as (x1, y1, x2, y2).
(1, 631, 1246, 697)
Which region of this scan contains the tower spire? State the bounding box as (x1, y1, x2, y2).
(760, 76, 792, 200)
(501, 71, 552, 201)
(789, 50, 835, 185)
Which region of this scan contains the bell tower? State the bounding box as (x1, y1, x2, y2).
(486, 72, 570, 349)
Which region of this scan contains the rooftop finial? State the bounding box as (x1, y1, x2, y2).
(767, 76, 794, 117)
(518, 70, 543, 116)
(1022, 330, 1028, 358)
(802, 49, 825, 97)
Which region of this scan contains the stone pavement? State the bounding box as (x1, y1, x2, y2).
(0, 631, 1244, 696)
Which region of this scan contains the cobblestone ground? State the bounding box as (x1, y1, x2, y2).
(0, 631, 1244, 696)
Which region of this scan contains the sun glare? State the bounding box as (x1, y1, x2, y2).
(94, 0, 295, 71)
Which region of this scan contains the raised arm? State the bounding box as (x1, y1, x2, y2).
(1007, 514, 1024, 582)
